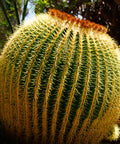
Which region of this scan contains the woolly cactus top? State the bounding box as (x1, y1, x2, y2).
(48, 9, 107, 33)
(0, 9, 120, 144)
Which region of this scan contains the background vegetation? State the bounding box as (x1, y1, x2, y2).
(0, 0, 120, 143)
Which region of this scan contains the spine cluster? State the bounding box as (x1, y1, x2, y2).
(0, 9, 120, 144)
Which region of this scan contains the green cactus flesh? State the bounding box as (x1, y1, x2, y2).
(0, 9, 120, 144)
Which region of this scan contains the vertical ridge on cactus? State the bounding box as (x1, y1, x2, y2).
(0, 9, 120, 144)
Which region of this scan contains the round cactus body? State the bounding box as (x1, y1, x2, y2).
(0, 9, 120, 144)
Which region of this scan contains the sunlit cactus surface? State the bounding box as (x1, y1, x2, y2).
(0, 9, 120, 144)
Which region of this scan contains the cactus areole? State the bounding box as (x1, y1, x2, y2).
(0, 9, 120, 144)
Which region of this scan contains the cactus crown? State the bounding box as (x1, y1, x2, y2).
(0, 9, 120, 144)
(48, 9, 107, 33)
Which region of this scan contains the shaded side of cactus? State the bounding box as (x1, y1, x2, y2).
(0, 9, 120, 144)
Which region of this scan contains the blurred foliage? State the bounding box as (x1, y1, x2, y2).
(0, 0, 22, 51)
(0, 8, 9, 53)
(0, 0, 28, 51)
(33, 0, 50, 12)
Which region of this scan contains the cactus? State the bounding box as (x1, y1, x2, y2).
(0, 9, 120, 144)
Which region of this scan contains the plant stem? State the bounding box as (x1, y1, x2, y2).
(0, 0, 14, 33)
(22, 0, 29, 22)
(13, 1, 20, 25)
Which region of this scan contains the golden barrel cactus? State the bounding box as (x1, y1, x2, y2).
(0, 9, 120, 144)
